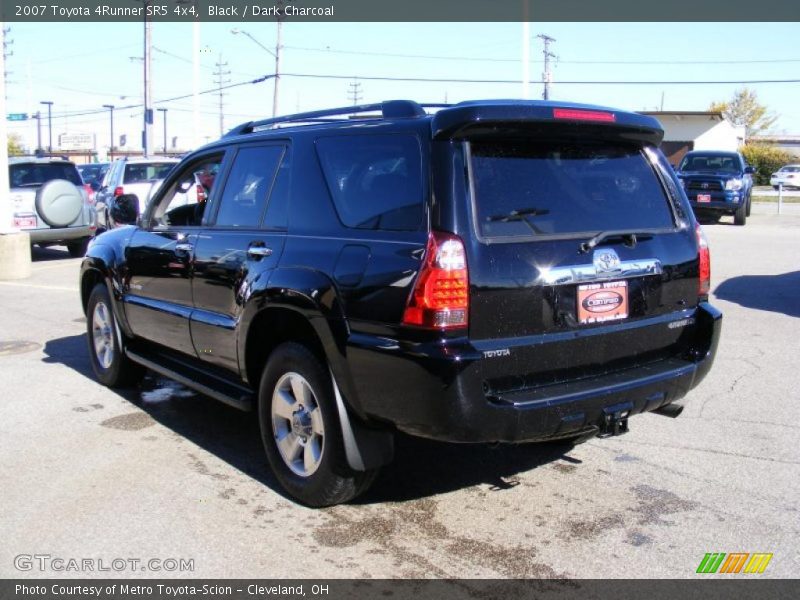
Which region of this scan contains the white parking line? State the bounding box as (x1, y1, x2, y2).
(0, 281, 78, 292)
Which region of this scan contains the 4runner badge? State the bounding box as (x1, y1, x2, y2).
(593, 249, 621, 272)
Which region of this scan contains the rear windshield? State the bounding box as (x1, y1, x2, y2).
(9, 163, 82, 187)
(123, 162, 176, 184)
(78, 164, 108, 183)
(470, 141, 674, 239)
(679, 154, 740, 172)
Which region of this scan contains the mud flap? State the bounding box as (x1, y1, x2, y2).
(330, 371, 394, 471)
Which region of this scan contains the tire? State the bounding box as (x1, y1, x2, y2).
(734, 201, 747, 226)
(258, 342, 379, 507)
(772, 185, 779, 191)
(86, 283, 144, 387)
(745, 196, 752, 217)
(67, 238, 90, 258)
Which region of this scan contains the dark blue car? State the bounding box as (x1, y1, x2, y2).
(676, 150, 755, 225)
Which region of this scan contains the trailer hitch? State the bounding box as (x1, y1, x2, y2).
(598, 402, 632, 437)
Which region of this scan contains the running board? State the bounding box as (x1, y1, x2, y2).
(126, 348, 254, 412)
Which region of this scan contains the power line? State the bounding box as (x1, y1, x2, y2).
(281, 72, 800, 86)
(284, 43, 800, 66)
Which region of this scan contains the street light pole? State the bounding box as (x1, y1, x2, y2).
(157, 107, 168, 154)
(34, 111, 42, 152)
(102, 104, 114, 159)
(231, 25, 282, 117)
(40, 100, 53, 152)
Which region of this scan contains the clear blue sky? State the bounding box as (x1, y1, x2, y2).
(5, 21, 799, 154)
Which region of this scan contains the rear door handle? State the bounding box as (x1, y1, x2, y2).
(247, 246, 273, 258)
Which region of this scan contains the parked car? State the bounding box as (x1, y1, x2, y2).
(94, 157, 179, 230)
(769, 164, 800, 190)
(77, 162, 110, 192)
(81, 100, 721, 506)
(675, 150, 755, 225)
(9, 157, 95, 256)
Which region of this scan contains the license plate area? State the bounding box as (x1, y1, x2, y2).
(577, 280, 629, 324)
(697, 193, 711, 203)
(13, 215, 37, 228)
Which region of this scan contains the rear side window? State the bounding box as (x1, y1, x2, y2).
(470, 141, 674, 239)
(214, 146, 284, 228)
(123, 162, 176, 183)
(316, 134, 424, 231)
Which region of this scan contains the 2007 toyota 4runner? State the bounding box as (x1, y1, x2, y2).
(81, 100, 721, 506)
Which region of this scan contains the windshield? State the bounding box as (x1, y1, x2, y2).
(9, 163, 82, 187)
(123, 162, 176, 184)
(470, 140, 674, 239)
(679, 154, 740, 172)
(779, 166, 800, 173)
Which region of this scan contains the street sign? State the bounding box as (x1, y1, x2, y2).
(7, 113, 28, 121)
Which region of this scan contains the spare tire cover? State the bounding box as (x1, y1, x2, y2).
(35, 180, 84, 228)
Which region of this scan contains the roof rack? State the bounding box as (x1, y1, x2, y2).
(224, 100, 451, 138)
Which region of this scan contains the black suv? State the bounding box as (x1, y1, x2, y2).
(81, 100, 721, 506)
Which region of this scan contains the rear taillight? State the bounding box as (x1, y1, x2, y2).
(696, 223, 711, 297)
(83, 184, 95, 205)
(402, 231, 469, 330)
(113, 186, 124, 197)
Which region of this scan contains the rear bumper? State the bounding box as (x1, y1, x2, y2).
(27, 224, 94, 244)
(345, 303, 722, 443)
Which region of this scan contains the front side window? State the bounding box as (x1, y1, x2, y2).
(151, 156, 223, 228)
(470, 141, 675, 239)
(316, 134, 424, 231)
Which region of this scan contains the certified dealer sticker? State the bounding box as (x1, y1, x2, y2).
(577, 280, 629, 324)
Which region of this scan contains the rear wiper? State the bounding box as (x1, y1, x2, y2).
(579, 230, 652, 254)
(487, 207, 550, 235)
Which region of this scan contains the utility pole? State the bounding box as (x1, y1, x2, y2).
(102, 104, 114, 158)
(213, 54, 230, 137)
(521, 2, 529, 99)
(537, 34, 556, 101)
(143, 11, 153, 157)
(347, 80, 362, 106)
(274, 7, 283, 117)
(157, 107, 168, 154)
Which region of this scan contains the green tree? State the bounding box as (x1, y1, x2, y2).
(740, 144, 794, 186)
(7, 133, 25, 156)
(709, 88, 778, 138)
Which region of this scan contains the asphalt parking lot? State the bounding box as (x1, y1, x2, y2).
(1, 203, 798, 580)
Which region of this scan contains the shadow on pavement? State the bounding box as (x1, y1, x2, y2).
(31, 245, 75, 262)
(42, 333, 576, 505)
(714, 271, 800, 319)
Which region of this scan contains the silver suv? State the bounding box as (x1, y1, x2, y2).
(95, 157, 179, 230)
(8, 157, 95, 257)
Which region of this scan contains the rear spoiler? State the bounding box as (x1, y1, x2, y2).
(431, 101, 664, 146)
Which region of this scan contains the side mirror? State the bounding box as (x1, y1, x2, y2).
(744, 166, 756, 174)
(110, 193, 140, 225)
